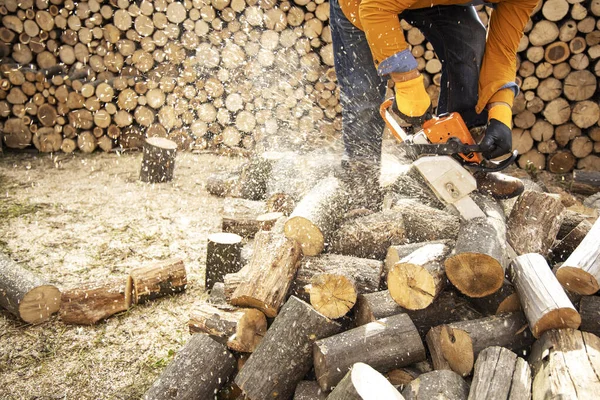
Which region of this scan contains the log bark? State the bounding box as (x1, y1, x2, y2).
(284, 176, 349, 256)
(0, 252, 61, 324)
(579, 295, 600, 337)
(314, 313, 426, 391)
(327, 362, 404, 400)
(143, 334, 236, 400)
(426, 312, 534, 377)
(556, 217, 600, 295)
(230, 230, 302, 317)
(445, 217, 506, 298)
(221, 197, 266, 238)
(468, 280, 521, 316)
(205, 232, 242, 291)
(402, 370, 469, 400)
(507, 191, 564, 256)
(235, 296, 342, 400)
(139, 137, 177, 183)
(60, 277, 132, 325)
(129, 259, 187, 304)
(329, 209, 407, 260)
(551, 219, 593, 262)
(188, 302, 267, 353)
(387, 241, 450, 310)
(529, 329, 600, 400)
(294, 381, 326, 400)
(468, 346, 531, 400)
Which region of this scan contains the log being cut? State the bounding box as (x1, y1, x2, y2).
(0, 253, 61, 324)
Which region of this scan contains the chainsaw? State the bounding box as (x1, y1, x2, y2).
(379, 97, 518, 173)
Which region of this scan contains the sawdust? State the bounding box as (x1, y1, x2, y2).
(0, 150, 245, 400)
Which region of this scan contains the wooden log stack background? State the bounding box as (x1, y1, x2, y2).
(0, 0, 597, 173)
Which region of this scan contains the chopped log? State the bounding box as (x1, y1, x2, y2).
(509, 253, 580, 338)
(237, 152, 282, 201)
(384, 240, 454, 281)
(387, 241, 450, 310)
(221, 197, 266, 238)
(144, 334, 236, 400)
(314, 313, 426, 391)
(294, 381, 326, 400)
(468, 346, 531, 400)
(139, 137, 177, 183)
(0, 253, 61, 324)
(445, 217, 506, 298)
(33, 127, 62, 153)
(330, 210, 407, 260)
(426, 312, 534, 377)
(579, 295, 600, 337)
(542, 0, 569, 21)
(129, 259, 187, 304)
(543, 98, 571, 125)
(60, 277, 132, 325)
(355, 290, 481, 337)
(574, 170, 600, 187)
(469, 280, 521, 316)
(564, 70, 597, 101)
(327, 362, 404, 400)
(507, 191, 564, 256)
(284, 176, 349, 256)
(571, 100, 600, 129)
(544, 41, 570, 64)
(551, 219, 593, 262)
(205, 232, 242, 291)
(394, 198, 460, 242)
(556, 217, 600, 294)
(188, 302, 266, 353)
(291, 253, 382, 317)
(402, 370, 469, 400)
(77, 132, 98, 153)
(230, 231, 302, 317)
(547, 150, 577, 173)
(235, 296, 342, 400)
(529, 329, 600, 400)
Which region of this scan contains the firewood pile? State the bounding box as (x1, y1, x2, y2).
(140, 152, 600, 399)
(0, 0, 598, 172)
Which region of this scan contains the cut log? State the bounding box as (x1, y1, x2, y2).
(60, 277, 132, 325)
(468, 346, 531, 400)
(188, 302, 266, 353)
(0, 253, 61, 324)
(237, 152, 283, 201)
(509, 253, 580, 338)
(402, 370, 469, 400)
(547, 150, 577, 174)
(235, 296, 342, 400)
(469, 280, 521, 316)
(205, 232, 242, 291)
(445, 217, 506, 298)
(579, 295, 600, 337)
(330, 210, 407, 260)
(529, 329, 600, 400)
(507, 191, 564, 256)
(551, 219, 593, 262)
(387, 241, 450, 310)
(327, 362, 404, 400)
(143, 334, 236, 400)
(291, 253, 382, 316)
(284, 176, 349, 256)
(129, 259, 187, 304)
(314, 312, 425, 391)
(354, 290, 481, 337)
(556, 217, 600, 294)
(221, 197, 266, 238)
(394, 198, 460, 242)
(230, 230, 302, 317)
(139, 137, 177, 183)
(426, 312, 534, 377)
(294, 381, 326, 400)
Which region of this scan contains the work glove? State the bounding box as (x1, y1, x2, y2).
(391, 71, 431, 126)
(479, 104, 513, 160)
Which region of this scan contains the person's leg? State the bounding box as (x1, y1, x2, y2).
(402, 6, 488, 128)
(330, 0, 387, 163)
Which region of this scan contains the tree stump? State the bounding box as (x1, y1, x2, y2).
(139, 136, 177, 183)
(205, 232, 242, 291)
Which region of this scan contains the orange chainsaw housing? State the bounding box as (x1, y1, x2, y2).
(423, 113, 483, 164)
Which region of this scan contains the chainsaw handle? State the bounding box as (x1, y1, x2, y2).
(467, 150, 519, 172)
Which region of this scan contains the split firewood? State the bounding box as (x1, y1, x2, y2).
(327, 363, 404, 400)
(205, 232, 243, 291)
(387, 241, 450, 310)
(143, 334, 236, 400)
(402, 370, 469, 400)
(229, 231, 302, 317)
(129, 259, 187, 304)
(60, 277, 132, 325)
(0, 253, 61, 324)
(234, 296, 342, 400)
(529, 329, 600, 400)
(468, 346, 531, 400)
(556, 217, 600, 295)
(188, 302, 266, 353)
(426, 312, 534, 377)
(313, 313, 426, 391)
(284, 176, 349, 256)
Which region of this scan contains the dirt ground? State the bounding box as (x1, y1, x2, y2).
(0, 149, 248, 400)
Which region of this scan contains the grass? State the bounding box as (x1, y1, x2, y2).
(0, 201, 43, 219)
